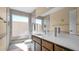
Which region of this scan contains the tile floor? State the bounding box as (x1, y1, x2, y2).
(8, 42, 34, 51)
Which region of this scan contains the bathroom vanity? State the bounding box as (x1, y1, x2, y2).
(32, 33, 79, 51)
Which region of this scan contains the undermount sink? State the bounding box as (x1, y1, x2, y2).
(36, 34, 44, 36)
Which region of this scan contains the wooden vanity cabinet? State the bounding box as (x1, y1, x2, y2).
(32, 36, 42, 51)
(53, 44, 73, 51)
(35, 43, 41, 51)
(32, 35, 72, 51)
(54, 44, 65, 51)
(42, 40, 53, 51)
(32, 36, 41, 44)
(42, 47, 48, 51)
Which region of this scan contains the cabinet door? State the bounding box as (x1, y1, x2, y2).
(42, 40, 53, 51)
(32, 36, 41, 44)
(36, 43, 41, 51)
(54, 44, 65, 51)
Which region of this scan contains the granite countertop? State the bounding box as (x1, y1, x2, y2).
(32, 32, 79, 51)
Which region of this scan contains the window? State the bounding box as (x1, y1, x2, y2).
(36, 19, 42, 25)
(12, 14, 29, 37)
(12, 14, 28, 22)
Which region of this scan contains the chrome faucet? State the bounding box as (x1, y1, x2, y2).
(54, 27, 61, 37)
(55, 27, 57, 36)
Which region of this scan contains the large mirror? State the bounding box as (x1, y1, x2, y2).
(42, 15, 50, 34)
(32, 15, 50, 34)
(32, 17, 43, 33)
(69, 8, 77, 34)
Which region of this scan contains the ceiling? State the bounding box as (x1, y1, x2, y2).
(10, 7, 37, 13)
(41, 7, 64, 16)
(10, 7, 64, 17)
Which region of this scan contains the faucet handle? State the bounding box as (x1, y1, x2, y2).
(58, 27, 60, 33)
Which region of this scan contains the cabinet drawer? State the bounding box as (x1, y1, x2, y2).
(42, 40, 53, 51)
(42, 47, 48, 51)
(32, 36, 41, 44)
(54, 44, 65, 51)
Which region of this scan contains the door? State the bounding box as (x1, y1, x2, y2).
(69, 8, 77, 34)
